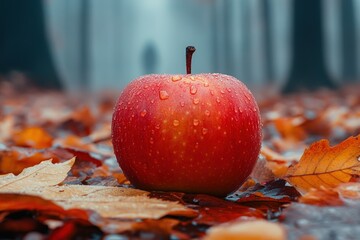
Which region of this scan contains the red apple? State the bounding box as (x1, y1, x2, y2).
(112, 47, 261, 196)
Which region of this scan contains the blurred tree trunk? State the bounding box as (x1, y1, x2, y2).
(282, 0, 336, 93)
(79, 0, 90, 89)
(0, 0, 62, 89)
(341, 0, 357, 82)
(261, 0, 274, 83)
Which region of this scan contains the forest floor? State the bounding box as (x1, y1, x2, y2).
(1, 81, 360, 239)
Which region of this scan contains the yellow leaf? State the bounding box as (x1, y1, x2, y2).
(0, 158, 196, 219)
(285, 135, 360, 194)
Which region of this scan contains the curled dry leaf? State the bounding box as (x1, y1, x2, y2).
(0, 159, 197, 220)
(204, 220, 286, 240)
(228, 180, 300, 212)
(285, 135, 360, 194)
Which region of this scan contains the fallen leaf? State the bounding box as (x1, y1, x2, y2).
(299, 187, 344, 206)
(0, 193, 89, 220)
(0, 159, 197, 220)
(0, 158, 74, 188)
(273, 117, 307, 142)
(13, 127, 53, 149)
(260, 146, 298, 178)
(227, 180, 300, 212)
(125, 219, 189, 239)
(48, 220, 103, 240)
(0, 115, 15, 142)
(182, 194, 264, 225)
(285, 135, 360, 194)
(204, 220, 286, 240)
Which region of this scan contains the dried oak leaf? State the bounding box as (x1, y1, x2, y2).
(285, 135, 360, 194)
(0, 159, 196, 219)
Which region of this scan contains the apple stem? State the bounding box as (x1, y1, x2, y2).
(186, 46, 196, 74)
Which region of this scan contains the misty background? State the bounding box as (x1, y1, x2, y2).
(1, 0, 360, 91)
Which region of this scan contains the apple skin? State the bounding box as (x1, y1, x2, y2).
(112, 73, 262, 196)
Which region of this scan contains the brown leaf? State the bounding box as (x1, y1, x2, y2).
(204, 220, 286, 240)
(227, 180, 300, 212)
(0, 159, 196, 219)
(285, 135, 360, 194)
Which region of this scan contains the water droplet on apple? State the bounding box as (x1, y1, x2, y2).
(193, 98, 200, 105)
(190, 76, 196, 81)
(173, 119, 180, 126)
(216, 97, 221, 103)
(190, 86, 197, 95)
(204, 81, 209, 87)
(140, 110, 147, 117)
(159, 90, 169, 100)
(210, 90, 215, 96)
(172, 75, 182, 82)
(149, 138, 154, 144)
(226, 88, 232, 92)
(155, 124, 160, 129)
(205, 110, 210, 116)
(193, 119, 199, 126)
(220, 90, 225, 94)
(202, 128, 208, 135)
(144, 85, 149, 89)
(180, 101, 185, 107)
(150, 99, 155, 104)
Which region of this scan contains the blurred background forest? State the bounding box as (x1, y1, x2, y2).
(1, 0, 360, 92)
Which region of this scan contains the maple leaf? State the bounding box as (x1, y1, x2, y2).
(0, 159, 197, 220)
(285, 135, 360, 194)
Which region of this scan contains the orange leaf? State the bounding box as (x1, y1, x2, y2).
(299, 187, 344, 206)
(0, 193, 89, 220)
(285, 135, 360, 194)
(13, 127, 53, 149)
